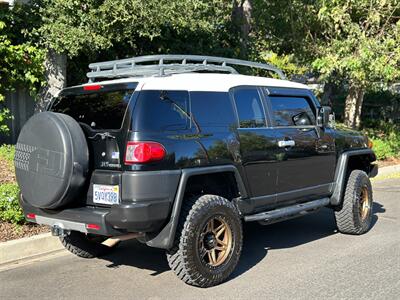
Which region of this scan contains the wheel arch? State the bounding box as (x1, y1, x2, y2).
(330, 149, 377, 206)
(145, 165, 247, 249)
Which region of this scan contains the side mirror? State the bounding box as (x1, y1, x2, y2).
(317, 106, 332, 127)
(293, 112, 312, 126)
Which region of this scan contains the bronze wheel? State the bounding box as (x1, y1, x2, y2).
(360, 185, 371, 221)
(199, 216, 233, 267)
(166, 194, 243, 288)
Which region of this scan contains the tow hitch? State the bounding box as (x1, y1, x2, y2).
(51, 225, 70, 237)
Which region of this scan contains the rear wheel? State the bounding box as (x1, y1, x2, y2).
(334, 169, 373, 234)
(166, 194, 242, 288)
(60, 231, 115, 258)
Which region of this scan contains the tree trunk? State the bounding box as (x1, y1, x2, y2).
(36, 49, 67, 112)
(322, 82, 334, 106)
(231, 0, 253, 58)
(344, 83, 365, 129)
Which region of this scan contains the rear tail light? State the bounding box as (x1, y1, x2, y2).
(124, 141, 166, 164)
(86, 224, 101, 230)
(26, 213, 36, 220)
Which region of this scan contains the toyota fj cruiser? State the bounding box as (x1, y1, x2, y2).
(15, 55, 378, 287)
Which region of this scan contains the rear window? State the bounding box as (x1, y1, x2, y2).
(132, 90, 190, 132)
(51, 90, 134, 130)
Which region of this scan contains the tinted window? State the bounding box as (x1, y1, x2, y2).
(233, 88, 266, 128)
(190, 92, 235, 127)
(269, 96, 316, 126)
(51, 90, 133, 130)
(133, 90, 190, 132)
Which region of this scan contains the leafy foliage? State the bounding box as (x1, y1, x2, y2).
(0, 7, 46, 133)
(0, 183, 24, 225)
(312, 0, 400, 86)
(36, 0, 234, 57)
(362, 120, 400, 160)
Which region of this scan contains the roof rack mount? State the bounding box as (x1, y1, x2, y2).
(86, 54, 286, 82)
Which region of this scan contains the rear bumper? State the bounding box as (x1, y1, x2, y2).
(20, 170, 181, 236)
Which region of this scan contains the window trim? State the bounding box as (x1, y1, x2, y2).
(230, 85, 269, 129)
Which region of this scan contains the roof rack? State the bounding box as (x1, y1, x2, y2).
(86, 54, 286, 82)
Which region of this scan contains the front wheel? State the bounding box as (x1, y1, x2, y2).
(334, 169, 373, 235)
(166, 194, 243, 288)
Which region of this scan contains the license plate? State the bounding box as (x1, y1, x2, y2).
(93, 184, 120, 205)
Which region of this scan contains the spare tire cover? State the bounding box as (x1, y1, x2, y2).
(15, 112, 89, 209)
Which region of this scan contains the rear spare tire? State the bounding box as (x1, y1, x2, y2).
(15, 112, 89, 209)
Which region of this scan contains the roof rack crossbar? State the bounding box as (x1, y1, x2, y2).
(86, 54, 285, 82)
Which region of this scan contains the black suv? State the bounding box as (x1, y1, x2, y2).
(15, 55, 377, 287)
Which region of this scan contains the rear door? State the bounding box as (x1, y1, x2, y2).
(50, 83, 137, 206)
(51, 83, 137, 171)
(231, 86, 279, 211)
(263, 88, 336, 205)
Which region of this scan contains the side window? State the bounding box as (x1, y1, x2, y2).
(232, 87, 266, 128)
(269, 96, 316, 126)
(133, 90, 190, 132)
(190, 91, 236, 127)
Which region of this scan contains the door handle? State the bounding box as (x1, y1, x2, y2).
(278, 140, 295, 148)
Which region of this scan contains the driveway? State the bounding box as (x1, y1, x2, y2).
(0, 178, 399, 299)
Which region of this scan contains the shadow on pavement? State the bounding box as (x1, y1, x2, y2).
(99, 202, 385, 279)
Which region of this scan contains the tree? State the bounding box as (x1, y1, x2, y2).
(312, 0, 400, 129)
(231, 0, 253, 58)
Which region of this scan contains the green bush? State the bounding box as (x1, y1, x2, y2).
(0, 183, 24, 224)
(362, 120, 400, 160)
(0, 144, 15, 165)
(371, 139, 397, 160)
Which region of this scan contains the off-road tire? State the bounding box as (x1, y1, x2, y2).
(60, 231, 114, 258)
(166, 194, 243, 288)
(334, 170, 373, 234)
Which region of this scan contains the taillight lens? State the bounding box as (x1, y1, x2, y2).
(124, 141, 166, 164)
(86, 224, 101, 230)
(26, 213, 36, 220)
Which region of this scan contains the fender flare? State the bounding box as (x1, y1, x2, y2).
(330, 149, 377, 206)
(145, 165, 247, 249)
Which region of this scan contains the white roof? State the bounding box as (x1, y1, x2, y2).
(80, 73, 310, 92)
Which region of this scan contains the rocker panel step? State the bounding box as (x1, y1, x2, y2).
(244, 197, 330, 222)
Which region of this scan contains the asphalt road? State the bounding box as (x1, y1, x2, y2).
(1, 178, 399, 300)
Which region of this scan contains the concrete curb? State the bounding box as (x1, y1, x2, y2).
(377, 164, 400, 177)
(0, 233, 64, 266)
